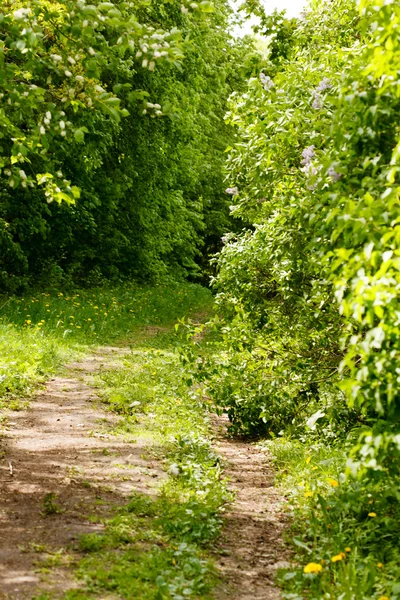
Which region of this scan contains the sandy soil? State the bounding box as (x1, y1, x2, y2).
(0, 347, 163, 599)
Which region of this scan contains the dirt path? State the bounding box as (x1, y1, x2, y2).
(0, 347, 164, 599)
(0, 349, 289, 600)
(212, 417, 290, 600)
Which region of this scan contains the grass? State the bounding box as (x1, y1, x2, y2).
(0, 282, 213, 408)
(264, 436, 400, 600)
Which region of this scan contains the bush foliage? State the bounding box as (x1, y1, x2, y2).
(184, 0, 400, 596)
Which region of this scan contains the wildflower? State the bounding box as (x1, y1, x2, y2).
(316, 78, 332, 92)
(328, 478, 339, 487)
(331, 554, 343, 562)
(377, 562, 383, 568)
(368, 512, 377, 517)
(378, 596, 390, 600)
(301, 146, 315, 166)
(345, 547, 351, 553)
(306, 457, 311, 464)
(304, 562, 323, 574)
(26, 320, 31, 324)
(87, 318, 92, 321)
(225, 187, 239, 196)
(304, 491, 313, 498)
(169, 464, 180, 477)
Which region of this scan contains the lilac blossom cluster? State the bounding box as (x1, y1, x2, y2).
(225, 187, 239, 196)
(312, 78, 332, 110)
(260, 73, 275, 91)
(328, 166, 342, 182)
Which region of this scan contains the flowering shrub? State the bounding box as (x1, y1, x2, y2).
(188, 0, 400, 595)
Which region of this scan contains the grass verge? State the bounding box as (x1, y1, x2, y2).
(264, 437, 400, 600)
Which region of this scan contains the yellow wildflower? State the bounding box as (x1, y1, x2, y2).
(328, 479, 339, 487)
(368, 512, 377, 518)
(377, 562, 383, 568)
(304, 563, 323, 574)
(26, 320, 31, 324)
(87, 318, 92, 321)
(306, 457, 311, 464)
(331, 554, 343, 562)
(378, 597, 390, 600)
(304, 491, 313, 498)
(345, 547, 351, 553)
(40, 320, 45, 323)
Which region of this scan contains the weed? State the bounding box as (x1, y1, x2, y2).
(41, 492, 63, 516)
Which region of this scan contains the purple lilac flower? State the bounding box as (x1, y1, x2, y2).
(301, 146, 315, 166)
(316, 78, 332, 92)
(225, 187, 239, 196)
(312, 92, 323, 110)
(301, 163, 318, 178)
(328, 166, 342, 182)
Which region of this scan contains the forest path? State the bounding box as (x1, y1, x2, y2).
(212, 417, 289, 600)
(0, 343, 288, 600)
(0, 346, 164, 599)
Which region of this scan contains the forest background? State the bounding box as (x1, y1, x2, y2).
(1, 0, 400, 599)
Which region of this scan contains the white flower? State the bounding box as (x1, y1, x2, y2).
(168, 464, 180, 477)
(19, 170, 27, 180)
(13, 8, 31, 20)
(260, 73, 274, 90)
(50, 54, 62, 63)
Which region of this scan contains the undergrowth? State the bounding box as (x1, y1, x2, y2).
(265, 437, 400, 600)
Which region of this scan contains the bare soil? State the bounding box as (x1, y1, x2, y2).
(0, 347, 163, 599)
(212, 417, 290, 600)
(0, 348, 289, 600)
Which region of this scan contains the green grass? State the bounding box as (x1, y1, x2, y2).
(0, 282, 213, 407)
(264, 437, 400, 600)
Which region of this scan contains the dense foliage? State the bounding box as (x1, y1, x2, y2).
(0, 0, 248, 290)
(186, 0, 400, 596)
